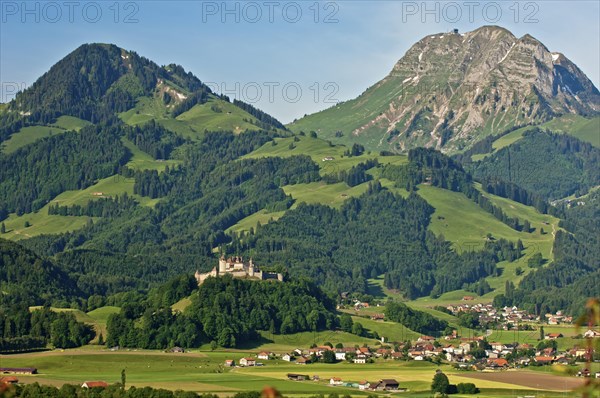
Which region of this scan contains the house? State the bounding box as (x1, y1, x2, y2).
(418, 335, 435, 343)
(375, 348, 391, 357)
(330, 377, 343, 385)
(517, 357, 531, 366)
(322, 157, 334, 161)
(82, 381, 109, 389)
(490, 342, 504, 351)
(281, 354, 292, 362)
(0, 368, 37, 375)
(224, 359, 235, 367)
(287, 373, 308, 381)
(334, 351, 346, 361)
(487, 350, 499, 359)
(545, 333, 563, 340)
(358, 381, 371, 390)
(462, 296, 475, 301)
(583, 329, 600, 338)
(257, 351, 271, 360)
(373, 379, 399, 391)
(354, 355, 367, 364)
(0, 376, 18, 385)
(293, 348, 303, 356)
(556, 356, 570, 365)
(295, 356, 310, 365)
(488, 358, 509, 368)
(573, 348, 588, 358)
(357, 346, 371, 356)
(391, 352, 404, 360)
(239, 357, 256, 367)
(169, 346, 184, 353)
(535, 356, 554, 365)
(371, 314, 385, 321)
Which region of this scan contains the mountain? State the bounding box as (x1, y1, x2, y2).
(289, 26, 600, 153)
(0, 43, 285, 144)
(0, 38, 597, 327)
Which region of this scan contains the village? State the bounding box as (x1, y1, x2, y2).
(217, 325, 600, 392)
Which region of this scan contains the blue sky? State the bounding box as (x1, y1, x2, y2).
(1, 1, 599, 123)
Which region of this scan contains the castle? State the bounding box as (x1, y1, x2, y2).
(195, 256, 283, 285)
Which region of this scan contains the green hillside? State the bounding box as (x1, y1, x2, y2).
(472, 115, 600, 161)
(1, 175, 158, 241)
(121, 137, 181, 172)
(120, 95, 269, 139)
(175, 99, 261, 136)
(245, 134, 408, 173)
(1, 116, 92, 154)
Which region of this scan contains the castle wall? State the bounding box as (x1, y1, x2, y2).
(196, 258, 283, 285)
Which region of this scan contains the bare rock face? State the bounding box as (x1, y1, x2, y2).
(290, 26, 600, 153)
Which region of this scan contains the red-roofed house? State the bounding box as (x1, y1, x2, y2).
(82, 381, 109, 389)
(488, 358, 509, 368)
(329, 377, 343, 385)
(535, 356, 554, 364)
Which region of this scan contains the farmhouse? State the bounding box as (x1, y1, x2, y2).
(296, 356, 310, 365)
(329, 377, 343, 385)
(417, 335, 435, 343)
(545, 333, 564, 340)
(287, 373, 308, 381)
(487, 358, 509, 369)
(584, 329, 600, 338)
(224, 359, 235, 367)
(0, 376, 18, 385)
(535, 356, 554, 365)
(195, 256, 283, 285)
(239, 358, 256, 367)
(0, 368, 37, 375)
(354, 354, 367, 364)
(358, 381, 371, 390)
(257, 351, 271, 360)
(281, 354, 292, 362)
(82, 381, 109, 388)
(372, 379, 400, 391)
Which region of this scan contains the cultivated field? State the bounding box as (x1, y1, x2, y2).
(0, 348, 587, 397)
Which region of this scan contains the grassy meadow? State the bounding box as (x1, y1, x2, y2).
(0, 347, 585, 396)
(0, 116, 91, 154)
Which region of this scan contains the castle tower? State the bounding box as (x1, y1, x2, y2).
(218, 256, 227, 273)
(249, 258, 255, 277)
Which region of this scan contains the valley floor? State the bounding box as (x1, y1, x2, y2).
(0, 347, 594, 397)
